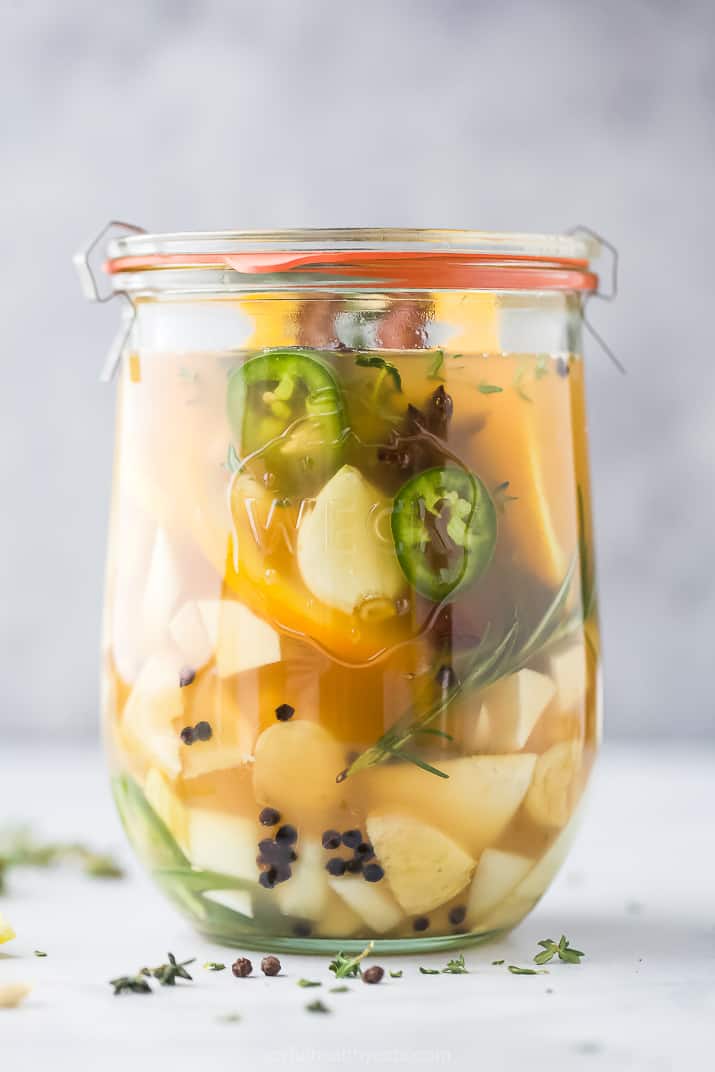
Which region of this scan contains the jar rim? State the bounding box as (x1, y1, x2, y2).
(105, 228, 599, 293)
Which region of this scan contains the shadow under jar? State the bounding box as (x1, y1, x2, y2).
(88, 228, 602, 953)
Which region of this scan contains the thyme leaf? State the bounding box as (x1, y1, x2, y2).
(442, 953, 468, 974)
(419, 967, 440, 975)
(204, 962, 226, 971)
(389, 970, 403, 979)
(143, 952, 195, 986)
(110, 973, 152, 995)
(508, 965, 549, 975)
(428, 350, 445, 380)
(478, 383, 503, 394)
(298, 978, 322, 988)
(306, 999, 331, 1013)
(355, 355, 403, 393)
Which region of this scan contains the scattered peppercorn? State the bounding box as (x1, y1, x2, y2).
(293, 921, 312, 938)
(179, 667, 195, 688)
(556, 357, 570, 377)
(448, 905, 467, 926)
(342, 829, 362, 849)
(179, 726, 195, 745)
(326, 857, 346, 876)
(362, 965, 384, 985)
(355, 842, 374, 860)
(231, 957, 252, 978)
(322, 829, 341, 850)
(363, 863, 385, 883)
(413, 917, 430, 932)
(261, 956, 281, 977)
(259, 807, 281, 827)
(194, 720, 212, 741)
(275, 703, 295, 721)
(346, 858, 363, 874)
(435, 664, 458, 690)
(275, 824, 298, 847)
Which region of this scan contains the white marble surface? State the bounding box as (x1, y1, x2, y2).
(1, 742, 713, 1071)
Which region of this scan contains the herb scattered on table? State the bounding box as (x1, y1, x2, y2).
(34, 950, 47, 958)
(110, 973, 153, 995)
(306, 999, 330, 1013)
(419, 967, 440, 975)
(0, 827, 123, 892)
(533, 935, 585, 966)
(330, 985, 350, 993)
(142, 952, 195, 986)
(217, 1011, 242, 1024)
(442, 953, 468, 974)
(491, 959, 505, 966)
(389, 970, 403, 979)
(204, 962, 226, 971)
(478, 383, 503, 394)
(297, 978, 322, 988)
(329, 941, 374, 980)
(508, 965, 549, 976)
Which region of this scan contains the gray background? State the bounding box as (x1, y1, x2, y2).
(1, 0, 713, 739)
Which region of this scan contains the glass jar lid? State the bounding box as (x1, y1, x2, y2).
(105, 228, 599, 293)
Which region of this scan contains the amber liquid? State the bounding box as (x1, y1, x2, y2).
(104, 346, 600, 950)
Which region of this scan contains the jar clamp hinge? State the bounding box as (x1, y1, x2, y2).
(73, 221, 147, 382)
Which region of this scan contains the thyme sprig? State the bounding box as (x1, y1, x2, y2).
(339, 559, 577, 781)
(110, 973, 153, 995)
(533, 935, 584, 966)
(141, 952, 195, 986)
(329, 941, 374, 979)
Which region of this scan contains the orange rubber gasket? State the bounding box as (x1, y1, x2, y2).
(105, 249, 597, 292)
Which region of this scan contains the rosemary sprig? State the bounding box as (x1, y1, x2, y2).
(339, 559, 577, 781)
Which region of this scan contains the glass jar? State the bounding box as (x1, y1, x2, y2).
(83, 228, 602, 953)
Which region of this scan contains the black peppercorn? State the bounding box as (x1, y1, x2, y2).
(345, 858, 363, 874)
(194, 720, 212, 741)
(179, 726, 195, 745)
(275, 703, 295, 721)
(326, 857, 346, 876)
(556, 357, 570, 377)
(259, 807, 281, 827)
(261, 955, 281, 976)
(293, 921, 312, 938)
(275, 824, 298, 847)
(355, 842, 374, 860)
(321, 829, 342, 850)
(342, 829, 361, 849)
(413, 916, 430, 932)
(362, 965, 384, 984)
(259, 868, 277, 889)
(362, 863, 384, 883)
(448, 905, 466, 926)
(231, 957, 252, 977)
(179, 667, 195, 688)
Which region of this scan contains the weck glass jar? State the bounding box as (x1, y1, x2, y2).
(79, 228, 602, 953)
